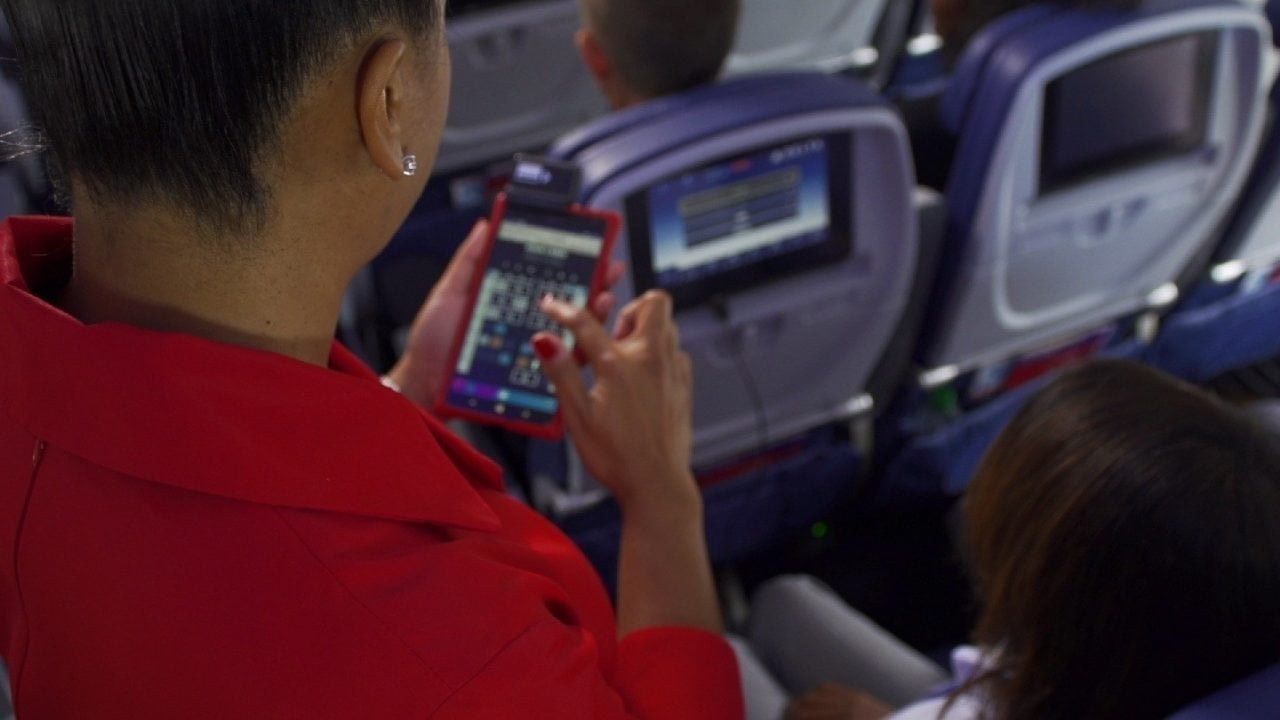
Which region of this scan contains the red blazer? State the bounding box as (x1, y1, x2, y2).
(0, 217, 743, 719)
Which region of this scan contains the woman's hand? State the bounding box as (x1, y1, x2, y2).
(786, 684, 894, 720)
(535, 290, 696, 513)
(538, 290, 720, 637)
(386, 219, 624, 409)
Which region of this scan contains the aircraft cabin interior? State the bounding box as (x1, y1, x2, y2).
(3, 0, 1280, 717)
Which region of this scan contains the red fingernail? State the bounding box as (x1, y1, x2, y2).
(532, 335, 559, 361)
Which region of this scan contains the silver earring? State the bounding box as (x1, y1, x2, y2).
(402, 154, 419, 177)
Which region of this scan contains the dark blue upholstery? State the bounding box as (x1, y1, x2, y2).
(1210, 103, 1280, 266)
(1165, 662, 1280, 719)
(552, 72, 884, 165)
(882, 338, 1147, 498)
(882, 378, 1051, 499)
(941, 3, 1193, 253)
(558, 430, 862, 587)
(1268, 0, 1280, 47)
(884, 3, 1152, 500)
(938, 3, 1064, 135)
(1150, 280, 1280, 382)
(539, 70, 916, 567)
(0, 74, 34, 222)
(883, 0, 1266, 499)
(917, 0, 1269, 375)
(555, 72, 887, 192)
(1148, 1, 1280, 381)
(550, 81, 730, 160)
(1201, 0, 1280, 268)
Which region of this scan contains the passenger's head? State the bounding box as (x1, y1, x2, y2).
(0, 0, 448, 249)
(575, 0, 741, 110)
(931, 0, 1141, 59)
(963, 360, 1280, 719)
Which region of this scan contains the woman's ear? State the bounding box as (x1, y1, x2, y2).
(357, 38, 410, 180)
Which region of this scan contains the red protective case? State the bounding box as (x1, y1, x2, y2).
(433, 193, 620, 439)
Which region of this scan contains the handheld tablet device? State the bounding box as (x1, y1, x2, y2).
(436, 155, 619, 438)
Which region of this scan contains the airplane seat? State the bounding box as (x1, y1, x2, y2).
(725, 0, 896, 82)
(864, 0, 923, 89)
(551, 76, 777, 161)
(883, 0, 950, 102)
(1148, 1, 1280, 383)
(438, 0, 607, 176)
(339, 0, 917, 373)
(879, 0, 1272, 499)
(530, 71, 919, 578)
(1164, 661, 1280, 719)
(887, 3, 1066, 193)
(934, 4, 1064, 134)
(1, 11, 34, 224)
(0, 81, 27, 223)
(338, 77, 858, 371)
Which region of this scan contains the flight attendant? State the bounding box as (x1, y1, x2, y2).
(0, 0, 740, 717)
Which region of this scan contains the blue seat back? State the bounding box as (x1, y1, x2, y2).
(436, 0, 607, 175)
(0, 17, 34, 222)
(552, 72, 918, 470)
(921, 0, 1270, 374)
(726, 0, 891, 77)
(879, 1, 1270, 502)
(1199, 0, 1280, 277)
(1165, 662, 1280, 719)
(0, 86, 27, 222)
(1145, 2, 1280, 382)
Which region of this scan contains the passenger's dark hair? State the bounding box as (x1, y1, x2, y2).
(579, 0, 740, 100)
(958, 360, 1280, 719)
(0, 0, 442, 232)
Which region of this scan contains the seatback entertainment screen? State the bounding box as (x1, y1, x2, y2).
(1040, 31, 1216, 195)
(626, 133, 852, 309)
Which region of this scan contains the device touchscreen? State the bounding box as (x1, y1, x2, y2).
(441, 200, 612, 435)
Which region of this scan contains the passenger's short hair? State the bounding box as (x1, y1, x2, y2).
(578, 0, 740, 100)
(0, 0, 442, 231)
(963, 360, 1280, 718)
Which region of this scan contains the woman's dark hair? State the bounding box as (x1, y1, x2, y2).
(961, 360, 1280, 719)
(0, 0, 441, 231)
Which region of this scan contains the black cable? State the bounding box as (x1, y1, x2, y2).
(708, 295, 769, 451)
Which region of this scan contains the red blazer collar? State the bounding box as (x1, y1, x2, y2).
(0, 216, 502, 531)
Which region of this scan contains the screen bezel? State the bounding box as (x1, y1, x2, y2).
(1038, 31, 1218, 197)
(624, 132, 853, 311)
(434, 193, 620, 439)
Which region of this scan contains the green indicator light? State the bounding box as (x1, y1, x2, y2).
(928, 386, 960, 415)
(810, 521, 830, 539)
